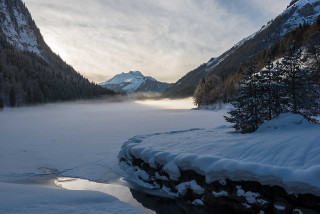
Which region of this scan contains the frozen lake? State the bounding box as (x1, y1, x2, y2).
(0, 98, 228, 213)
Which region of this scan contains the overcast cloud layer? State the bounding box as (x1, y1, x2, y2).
(23, 0, 291, 83)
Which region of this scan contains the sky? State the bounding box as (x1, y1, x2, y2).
(23, 0, 291, 83)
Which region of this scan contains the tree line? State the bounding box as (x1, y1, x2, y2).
(0, 36, 115, 108)
(194, 17, 320, 108)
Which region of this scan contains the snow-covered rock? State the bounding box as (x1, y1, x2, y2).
(191, 199, 204, 206)
(212, 190, 228, 198)
(99, 71, 172, 93)
(119, 112, 320, 212)
(119, 113, 320, 196)
(176, 180, 204, 196)
(281, 0, 320, 35)
(0, 0, 42, 55)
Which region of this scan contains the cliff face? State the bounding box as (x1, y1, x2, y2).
(0, 0, 46, 55)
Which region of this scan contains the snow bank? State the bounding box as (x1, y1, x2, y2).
(119, 113, 320, 196)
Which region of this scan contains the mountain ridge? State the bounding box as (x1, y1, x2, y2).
(164, 0, 320, 98)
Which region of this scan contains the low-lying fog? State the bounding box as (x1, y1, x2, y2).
(0, 98, 227, 183)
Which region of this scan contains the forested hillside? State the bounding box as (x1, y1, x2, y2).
(194, 16, 320, 108)
(165, 0, 320, 98)
(0, 0, 115, 108)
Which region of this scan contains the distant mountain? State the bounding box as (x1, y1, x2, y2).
(99, 71, 172, 94)
(0, 0, 114, 107)
(164, 0, 320, 98)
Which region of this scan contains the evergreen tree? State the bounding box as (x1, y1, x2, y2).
(0, 81, 3, 109)
(306, 31, 320, 114)
(193, 75, 222, 106)
(0, 97, 3, 109)
(225, 59, 263, 133)
(281, 44, 303, 114)
(258, 53, 284, 121)
(273, 61, 286, 114)
(9, 87, 16, 107)
(277, 42, 319, 121)
(260, 54, 275, 120)
(280, 43, 319, 119)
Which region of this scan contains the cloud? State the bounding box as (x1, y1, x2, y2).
(23, 0, 291, 83)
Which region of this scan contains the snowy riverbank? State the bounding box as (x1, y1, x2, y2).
(119, 113, 320, 213)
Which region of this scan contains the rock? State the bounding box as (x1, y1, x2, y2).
(232, 202, 259, 214)
(293, 207, 318, 214)
(299, 194, 320, 209)
(179, 170, 206, 186)
(241, 181, 262, 193)
(256, 196, 271, 210)
(206, 180, 232, 195)
(272, 186, 288, 198)
(259, 185, 273, 198)
(122, 156, 320, 214)
(286, 194, 299, 205)
(228, 187, 246, 203)
(273, 197, 293, 214)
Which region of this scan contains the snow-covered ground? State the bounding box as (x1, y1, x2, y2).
(119, 113, 320, 196)
(0, 98, 223, 213)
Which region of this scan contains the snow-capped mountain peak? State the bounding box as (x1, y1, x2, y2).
(103, 71, 145, 86)
(128, 71, 143, 76)
(99, 71, 172, 94)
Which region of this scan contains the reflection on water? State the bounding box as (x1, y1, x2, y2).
(54, 177, 233, 214)
(135, 98, 196, 110)
(55, 177, 155, 214)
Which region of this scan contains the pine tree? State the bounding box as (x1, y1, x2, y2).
(9, 87, 16, 107)
(281, 43, 319, 120)
(258, 53, 284, 121)
(0, 81, 3, 109)
(306, 31, 320, 116)
(225, 59, 263, 133)
(273, 61, 286, 115)
(281, 44, 301, 113)
(260, 54, 274, 120)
